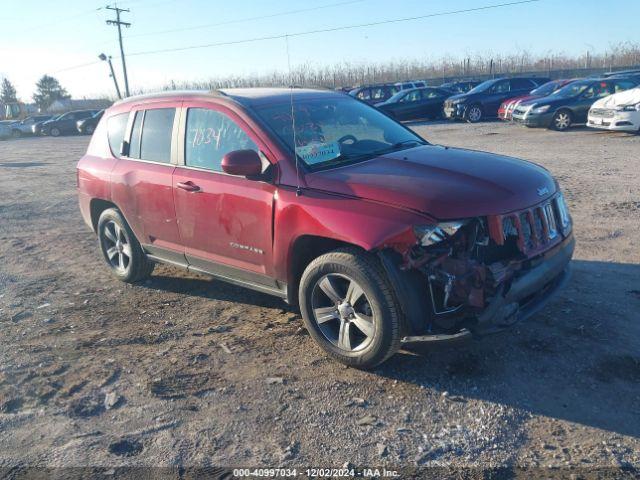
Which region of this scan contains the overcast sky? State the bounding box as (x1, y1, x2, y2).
(2, 0, 639, 101)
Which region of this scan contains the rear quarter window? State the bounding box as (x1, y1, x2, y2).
(107, 113, 129, 157)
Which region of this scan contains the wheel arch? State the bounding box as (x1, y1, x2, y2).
(286, 234, 367, 307)
(89, 198, 119, 233)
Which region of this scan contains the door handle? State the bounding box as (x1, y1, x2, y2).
(176, 181, 201, 192)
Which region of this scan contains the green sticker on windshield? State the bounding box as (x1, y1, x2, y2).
(296, 141, 341, 165)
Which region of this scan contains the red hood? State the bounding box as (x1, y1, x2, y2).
(304, 145, 557, 220)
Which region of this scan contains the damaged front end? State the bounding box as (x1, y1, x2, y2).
(380, 194, 575, 342)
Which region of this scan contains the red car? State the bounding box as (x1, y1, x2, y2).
(498, 79, 574, 121)
(77, 89, 574, 368)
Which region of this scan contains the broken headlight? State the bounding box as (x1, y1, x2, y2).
(555, 193, 572, 235)
(414, 220, 469, 247)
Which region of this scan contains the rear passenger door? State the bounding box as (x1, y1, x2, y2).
(110, 103, 184, 263)
(172, 102, 278, 290)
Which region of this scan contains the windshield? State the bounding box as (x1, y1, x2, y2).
(548, 80, 591, 98)
(531, 80, 564, 97)
(466, 79, 498, 94)
(254, 97, 426, 170)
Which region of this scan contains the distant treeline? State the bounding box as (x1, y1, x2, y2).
(163, 41, 640, 90)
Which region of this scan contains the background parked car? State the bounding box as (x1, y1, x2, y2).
(443, 77, 550, 123)
(498, 79, 574, 121)
(349, 84, 399, 105)
(588, 86, 640, 133)
(39, 110, 98, 136)
(439, 80, 481, 94)
(375, 87, 452, 120)
(394, 81, 426, 90)
(9, 115, 53, 137)
(0, 122, 11, 140)
(512, 77, 638, 131)
(77, 110, 104, 135)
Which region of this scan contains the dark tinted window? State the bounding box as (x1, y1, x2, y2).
(613, 79, 637, 92)
(489, 80, 510, 93)
(511, 78, 535, 90)
(77, 111, 94, 119)
(185, 108, 258, 172)
(107, 113, 129, 157)
(140, 108, 175, 162)
(129, 111, 143, 158)
(400, 90, 421, 102)
(356, 89, 371, 100)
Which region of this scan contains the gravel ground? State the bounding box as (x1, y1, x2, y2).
(0, 122, 639, 476)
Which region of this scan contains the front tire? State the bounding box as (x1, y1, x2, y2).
(465, 104, 483, 123)
(85, 125, 95, 135)
(298, 248, 401, 369)
(50, 127, 61, 137)
(97, 208, 154, 283)
(551, 110, 572, 131)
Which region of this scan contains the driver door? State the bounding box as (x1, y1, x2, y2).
(172, 103, 279, 289)
(484, 79, 511, 115)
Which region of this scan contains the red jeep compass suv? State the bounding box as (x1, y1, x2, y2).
(77, 88, 574, 368)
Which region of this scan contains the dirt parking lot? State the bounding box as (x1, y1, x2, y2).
(0, 122, 639, 476)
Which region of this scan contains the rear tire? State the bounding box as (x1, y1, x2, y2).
(97, 208, 154, 283)
(298, 247, 401, 369)
(551, 110, 572, 131)
(11, 129, 21, 138)
(465, 104, 483, 123)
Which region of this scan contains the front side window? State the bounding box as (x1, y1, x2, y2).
(582, 82, 614, 99)
(491, 80, 510, 93)
(140, 108, 175, 162)
(185, 108, 258, 172)
(254, 96, 426, 171)
(356, 89, 371, 100)
(511, 78, 535, 90)
(401, 90, 421, 102)
(107, 112, 129, 157)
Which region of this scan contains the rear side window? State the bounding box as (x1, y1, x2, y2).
(140, 108, 175, 163)
(107, 113, 129, 157)
(185, 108, 258, 172)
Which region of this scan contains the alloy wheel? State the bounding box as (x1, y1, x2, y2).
(102, 220, 132, 273)
(554, 113, 571, 130)
(311, 273, 376, 352)
(468, 106, 482, 122)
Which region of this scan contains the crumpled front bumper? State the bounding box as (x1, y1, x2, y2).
(472, 234, 574, 335)
(380, 233, 575, 344)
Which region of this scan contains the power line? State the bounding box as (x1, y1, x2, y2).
(16, 6, 104, 35)
(124, 0, 366, 39)
(49, 0, 542, 80)
(127, 0, 542, 58)
(53, 60, 102, 74)
(106, 5, 132, 97)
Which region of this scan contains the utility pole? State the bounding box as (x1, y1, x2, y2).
(106, 5, 131, 97)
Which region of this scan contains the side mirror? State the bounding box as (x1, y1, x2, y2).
(221, 150, 263, 177)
